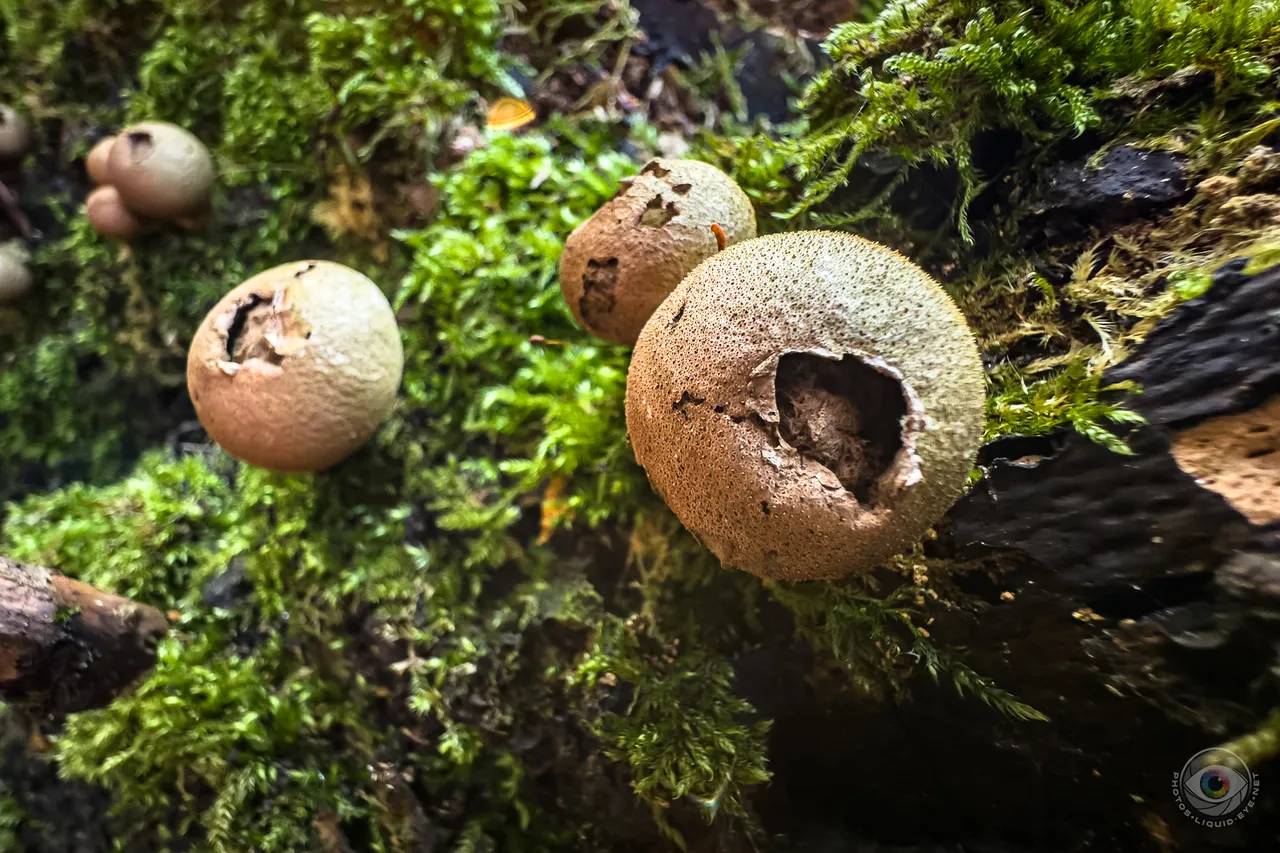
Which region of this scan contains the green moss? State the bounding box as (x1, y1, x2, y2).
(1219, 706, 1280, 767)
(0, 0, 529, 495)
(2, 453, 231, 603)
(786, 0, 1280, 235)
(393, 123, 654, 522)
(985, 358, 1145, 452)
(128, 0, 521, 184)
(571, 616, 771, 845)
(0, 785, 21, 853)
(2, 111, 737, 851)
(770, 576, 1047, 722)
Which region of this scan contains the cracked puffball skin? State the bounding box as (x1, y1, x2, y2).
(187, 260, 404, 474)
(625, 231, 986, 581)
(558, 157, 755, 346)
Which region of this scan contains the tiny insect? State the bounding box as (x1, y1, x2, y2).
(710, 223, 727, 251)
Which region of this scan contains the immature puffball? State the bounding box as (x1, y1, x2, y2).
(107, 122, 215, 219)
(625, 231, 986, 581)
(85, 186, 147, 242)
(187, 261, 404, 474)
(0, 243, 32, 303)
(559, 158, 755, 345)
(0, 106, 31, 161)
(86, 136, 117, 185)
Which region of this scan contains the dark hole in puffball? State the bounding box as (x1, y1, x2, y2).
(579, 257, 619, 324)
(224, 294, 283, 366)
(775, 352, 907, 506)
(126, 130, 154, 160)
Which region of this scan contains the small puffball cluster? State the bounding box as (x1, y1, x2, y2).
(85, 122, 216, 241)
(0, 106, 33, 305)
(557, 160, 986, 581)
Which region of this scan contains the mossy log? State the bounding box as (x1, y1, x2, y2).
(5, 0, 1280, 851)
(0, 556, 167, 716)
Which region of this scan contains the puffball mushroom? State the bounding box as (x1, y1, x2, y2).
(625, 231, 986, 581)
(0, 243, 32, 303)
(86, 186, 147, 241)
(0, 106, 31, 161)
(187, 260, 404, 474)
(559, 157, 755, 346)
(107, 122, 215, 219)
(86, 136, 116, 185)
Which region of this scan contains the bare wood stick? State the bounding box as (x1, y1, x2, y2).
(0, 556, 168, 716)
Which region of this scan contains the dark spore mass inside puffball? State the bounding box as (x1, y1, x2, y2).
(776, 352, 910, 506)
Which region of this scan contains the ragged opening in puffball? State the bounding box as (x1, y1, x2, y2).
(776, 352, 908, 506)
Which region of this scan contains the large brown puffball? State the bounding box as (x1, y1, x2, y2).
(558, 157, 755, 345)
(86, 136, 116, 185)
(0, 107, 31, 161)
(86, 185, 147, 241)
(187, 261, 404, 473)
(108, 122, 215, 219)
(625, 231, 986, 581)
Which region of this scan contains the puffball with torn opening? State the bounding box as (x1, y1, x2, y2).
(625, 231, 986, 581)
(187, 260, 404, 473)
(108, 122, 215, 219)
(558, 157, 756, 346)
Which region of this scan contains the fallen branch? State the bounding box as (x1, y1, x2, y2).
(0, 556, 168, 716)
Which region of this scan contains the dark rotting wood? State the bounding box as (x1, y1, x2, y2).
(0, 555, 168, 716)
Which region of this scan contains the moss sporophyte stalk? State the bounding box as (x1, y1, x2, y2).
(3, 0, 1280, 850)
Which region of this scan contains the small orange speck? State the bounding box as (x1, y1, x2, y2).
(487, 97, 536, 131)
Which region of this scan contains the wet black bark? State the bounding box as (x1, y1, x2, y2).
(737, 259, 1280, 851)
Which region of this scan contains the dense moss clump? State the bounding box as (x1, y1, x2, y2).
(3, 0, 1280, 850)
(789, 0, 1280, 232)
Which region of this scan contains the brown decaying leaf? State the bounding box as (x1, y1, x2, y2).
(312, 167, 389, 262)
(537, 475, 572, 544)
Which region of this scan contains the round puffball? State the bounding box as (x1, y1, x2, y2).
(625, 231, 986, 581)
(187, 260, 404, 473)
